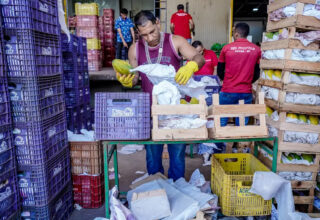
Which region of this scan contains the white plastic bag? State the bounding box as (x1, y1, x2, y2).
(131, 64, 207, 99)
(110, 187, 136, 220)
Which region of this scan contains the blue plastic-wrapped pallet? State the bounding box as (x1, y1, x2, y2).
(193, 75, 221, 106)
(3, 29, 62, 77)
(66, 107, 81, 134)
(21, 183, 73, 220)
(13, 113, 68, 166)
(17, 147, 71, 207)
(8, 74, 65, 123)
(0, 0, 60, 35)
(95, 92, 151, 140)
(61, 33, 79, 53)
(0, 168, 19, 219)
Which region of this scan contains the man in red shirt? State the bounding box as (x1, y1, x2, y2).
(192, 41, 218, 75)
(217, 23, 261, 126)
(170, 4, 194, 44)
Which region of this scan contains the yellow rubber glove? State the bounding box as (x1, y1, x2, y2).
(175, 61, 199, 85)
(190, 97, 199, 104)
(116, 72, 135, 88)
(180, 99, 188, 104)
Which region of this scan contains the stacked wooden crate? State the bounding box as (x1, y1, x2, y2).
(256, 0, 320, 213)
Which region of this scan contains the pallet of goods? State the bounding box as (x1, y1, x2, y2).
(257, 0, 320, 213)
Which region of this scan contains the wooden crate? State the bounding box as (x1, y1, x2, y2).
(262, 27, 320, 51)
(208, 92, 268, 139)
(260, 31, 320, 73)
(70, 141, 103, 175)
(257, 80, 320, 115)
(266, 112, 320, 153)
(257, 149, 318, 213)
(267, 0, 320, 32)
(151, 96, 208, 141)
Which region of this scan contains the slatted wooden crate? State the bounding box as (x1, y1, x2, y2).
(266, 112, 320, 153)
(151, 95, 208, 141)
(257, 80, 320, 115)
(260, 28, 320, 73)
(267, 0, 320, 32)
(208, 92, 268, 139)
(257, 147, 319, 213)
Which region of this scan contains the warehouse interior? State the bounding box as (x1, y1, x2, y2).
(1, 0, 320, 219)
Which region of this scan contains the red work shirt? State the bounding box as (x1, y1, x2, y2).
(219, 39, 261, 93)
(194, 49, 218, 75)
(170, 10, 192, 39)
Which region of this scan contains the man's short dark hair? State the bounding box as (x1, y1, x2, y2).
(192, 40, 203, 48)
(177, 4, 184, 10)
(134, 10, 157, 28)
(235, 23, 250, 38)
(120, 8, 128, 15)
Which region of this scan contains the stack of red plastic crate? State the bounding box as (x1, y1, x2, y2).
(102, 9, 116, 67)
(76, 8, 102, 71)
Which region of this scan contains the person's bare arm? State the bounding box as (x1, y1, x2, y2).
(128, 43, 139, 86)
(130, 27, 135, 43)
(172, 35, 205, 68)
(189, 19, 194, 32)
(117, 28, 128, 47)
(170, 23, 174, 34)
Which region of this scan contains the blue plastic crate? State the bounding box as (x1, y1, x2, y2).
(63, 71, 83, 89)
(61, 33, 79, 53)
(4, 29, 62, 77)
(8, 74, 65, 123)
(0, 78, 11, 128)
(13, 113, 68, 166)
(95, 92, 151, 140)
(17, 147, 71, 207)
(193, 75, 221, 106)
(0, 168, 19, 220)
(21, 183, 73, 220)
(0, 126, 16, 177)
(62, 52, 78, 72)
(83, 69, 89, 87)
(78, 37, 87, 55)
(66, 106, 81, 134)
(0, 0, 60, 35)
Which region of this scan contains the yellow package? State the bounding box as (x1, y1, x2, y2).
(75, 3, 99, 16)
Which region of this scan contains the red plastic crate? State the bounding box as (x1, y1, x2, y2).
(103, 9, 114, 18)
(103, 25, 113, 32)
(103, 19, 114, 25)
(88, 60, 102, 71)
(104, 60, 112, 67)
(104, 32, 115, 39)
(72, 174, 104, 208)
(76, 16, 98, 27)
(77, 27, 99, 39)
(87, 50, 101, 61)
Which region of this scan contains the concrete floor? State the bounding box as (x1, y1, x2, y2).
(70, 147, 210, 220)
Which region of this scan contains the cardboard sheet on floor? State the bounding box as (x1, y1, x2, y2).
(131, 189, 171, 220)
(127, 179, 199, 220)
(129, 172, 167, 189)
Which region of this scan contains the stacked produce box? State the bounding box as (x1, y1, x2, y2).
(256, 0, 320, 213)
(0, 13, 19, 219)
(0, 0, 73, 218)
(102, 9, 116, 67)
(70, 141, 104, 208)
(61, 34, 92, 134)
(75, 3, 102, 71)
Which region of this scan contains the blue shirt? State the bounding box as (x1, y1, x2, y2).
(115, 16, 134, 43)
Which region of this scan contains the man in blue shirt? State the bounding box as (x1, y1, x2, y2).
(115, 8, 135, 60)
